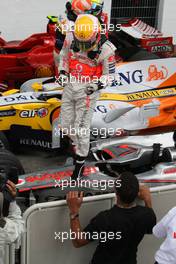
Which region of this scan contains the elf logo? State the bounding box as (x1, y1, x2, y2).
(20, 108, 48, 118)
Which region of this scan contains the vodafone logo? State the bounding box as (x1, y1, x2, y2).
(76, 63, 83, 72)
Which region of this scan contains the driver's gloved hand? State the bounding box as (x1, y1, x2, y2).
(85, 82, 104, 95)
(57, 71, 69, 87)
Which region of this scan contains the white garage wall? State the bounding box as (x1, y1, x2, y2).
(0, 0, 112, 41)
(158, 0, 176, 43)
(1, 0, 175, 42)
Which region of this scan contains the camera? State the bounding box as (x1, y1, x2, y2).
(0, 170, 7, 192)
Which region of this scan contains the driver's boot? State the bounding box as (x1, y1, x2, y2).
(71, 155, 86, 181)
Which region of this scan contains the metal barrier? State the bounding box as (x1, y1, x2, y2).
(2, 244, 15, 264)
(110, 0, 160, 27)
(21, 185, 176, 264)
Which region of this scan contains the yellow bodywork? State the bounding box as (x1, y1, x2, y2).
(0, 90, 61, 132)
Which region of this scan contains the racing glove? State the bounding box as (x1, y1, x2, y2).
(57, 71, 69, 87)
(85, 82, 104, 95)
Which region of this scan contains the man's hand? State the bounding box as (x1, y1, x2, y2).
(6, 180, 17, 198)
(66, 191, 90, 248)
(138, 185, 152, 208)
(66, 191, 83, 214)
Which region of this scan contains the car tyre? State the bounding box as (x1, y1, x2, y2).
(0, 132, 10, 150)
(0, 149, 24, 178)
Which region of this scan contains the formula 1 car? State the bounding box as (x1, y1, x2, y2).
(1, 74, 176, 151)
(0, 16, 58, 91)
(113, 18, 174, 58)
(17, 19, 176, 148)
(1, 17, 176, 150)
(1, 142, 175, 205)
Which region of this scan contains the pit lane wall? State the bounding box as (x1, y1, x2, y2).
(1, 0, 176, 44)
(21, 185, 176, 264)
(159, 0, 176, 44)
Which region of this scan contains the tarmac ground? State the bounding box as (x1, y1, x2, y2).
(15, 146, 68, 173)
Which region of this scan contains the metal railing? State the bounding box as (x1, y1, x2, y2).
(110, 0, 160, 27)
(3, 244, 15, 264)
(21, 184, 176, 264)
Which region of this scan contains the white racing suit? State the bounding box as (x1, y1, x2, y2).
(0, 201, 24, 264)
(54, 17, 75, 66)
(58, 32, 116, 158)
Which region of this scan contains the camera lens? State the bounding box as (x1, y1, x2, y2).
(0, 169, 7, 192)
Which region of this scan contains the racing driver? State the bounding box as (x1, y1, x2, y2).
(54, 0, 92, 56)
(90, 0, 108, 37)
(54, 0, 108, 56)
(58, 14, 116, 180)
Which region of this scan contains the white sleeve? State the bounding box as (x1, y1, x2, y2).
(153, 220, 167, 238)
(101, 54, 116, 87)
(1, 201, 24, 245)
(58, 32, 72, 74)
(153, 207, 176, 238)
(99, 41, 117, 88)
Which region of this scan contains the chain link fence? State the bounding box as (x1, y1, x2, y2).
(111, 0, 160, 27)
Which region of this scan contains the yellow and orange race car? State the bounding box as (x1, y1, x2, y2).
(1, 18, 176, 150)
(1, 54, 176, 151)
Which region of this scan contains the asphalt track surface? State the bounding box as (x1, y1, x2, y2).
(16, 147, 68, 173)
